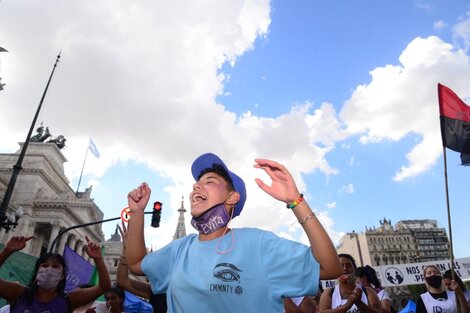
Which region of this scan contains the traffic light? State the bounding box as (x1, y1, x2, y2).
(151, 201, 162, 228)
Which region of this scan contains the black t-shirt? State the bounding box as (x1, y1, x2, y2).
(150, 293, 167, 313)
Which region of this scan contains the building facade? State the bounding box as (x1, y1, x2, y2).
(337, 218, 450, 267)
(0, 142, 104, 260)
(337, 218, 450, 309)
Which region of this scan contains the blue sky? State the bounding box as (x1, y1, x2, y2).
(1, 0, 470, 258)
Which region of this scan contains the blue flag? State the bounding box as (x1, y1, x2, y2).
(88, 138, 100, 158)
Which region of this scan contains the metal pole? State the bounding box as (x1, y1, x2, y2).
(443, 148, 455, 271)
(0, 53, 61, 228)
(49, 211, 152, 253)
(76, 146, 89, 194)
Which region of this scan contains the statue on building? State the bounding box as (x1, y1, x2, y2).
(109, 225, 122, 242)
(30, 125, 51, 142)
(47, 135, 67, 149)
(30, 124, 67, 149)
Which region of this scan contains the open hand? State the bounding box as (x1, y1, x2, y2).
(5, 236, 33, 252)
(254, 159, 300, 204)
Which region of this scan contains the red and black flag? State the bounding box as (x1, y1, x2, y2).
(438, 83, 470, 165)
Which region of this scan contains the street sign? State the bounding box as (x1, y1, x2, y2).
(121, 207, 131, 222)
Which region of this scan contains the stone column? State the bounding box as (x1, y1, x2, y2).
(33, 231, 45, 257)
(25, 220, 36, 254)
(68, 235, 77, 252)
(47, 222, 61, 253)
(57, 228, 67, 255)
(0, 227, 6, 244)
(75, 240, 83, 256)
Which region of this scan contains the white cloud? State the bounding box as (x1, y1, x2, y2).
(339, 183, 355, 194)
(453, 10, 470, 52)
(326, 201, 336, 209)
(0, 0, 349, 247)
(340, 35, 470, 181)
(433, 20, 447, 30)
(349, 156, 356, 167)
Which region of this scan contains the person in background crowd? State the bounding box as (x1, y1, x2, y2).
(355, 265, 392, 313)
(104, 287, 126, 313)
(116, 222, 167, 313)
(126, 153, 341, 312)
(0, 235, 111, 313)
(73, 284, 108, 313)
(443, 269, 470, 306)
(416, 265, 470, 313)
(319, 253, 381, 313)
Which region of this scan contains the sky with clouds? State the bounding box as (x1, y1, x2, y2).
(1, 0, 470, 258)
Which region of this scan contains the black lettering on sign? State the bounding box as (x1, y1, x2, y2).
(406, 266, 420, 275)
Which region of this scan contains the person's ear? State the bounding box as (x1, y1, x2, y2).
(226, 192, 240, 206)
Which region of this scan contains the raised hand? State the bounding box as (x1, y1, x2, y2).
(449, 280, 463, 294)
(117, 220, 128, 249)
(352, 287, 363, 304)
(127, 183, 151, 213)
(5, 236, 33, 252)
(84, 236, 102, 260)
(254, 159, 300, 204)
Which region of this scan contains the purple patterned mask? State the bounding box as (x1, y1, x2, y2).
(191, 203, 231, 235)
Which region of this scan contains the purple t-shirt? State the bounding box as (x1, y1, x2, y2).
(11, 292, 70, 313)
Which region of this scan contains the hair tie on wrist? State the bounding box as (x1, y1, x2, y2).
(298, 212, 315, 225)
(286, 194, 303, 209)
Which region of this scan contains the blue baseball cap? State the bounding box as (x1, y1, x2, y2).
(191, 153, 247, 217)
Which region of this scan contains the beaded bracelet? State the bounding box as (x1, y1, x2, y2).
(286, 194, 304, 209)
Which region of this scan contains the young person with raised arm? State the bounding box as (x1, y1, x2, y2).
(126, 153, 341, 313)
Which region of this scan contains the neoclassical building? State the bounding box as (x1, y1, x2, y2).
(0, 142, 104, 260)
(337, 218, 450, 267)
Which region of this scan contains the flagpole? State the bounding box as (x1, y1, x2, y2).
(76, 144, 89, 195)
(443, 147, 456, 280)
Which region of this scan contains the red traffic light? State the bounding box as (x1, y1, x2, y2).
(153, 201, 162, 210)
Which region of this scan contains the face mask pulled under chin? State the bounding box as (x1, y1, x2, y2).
(191, 203, 231, 235)
(36, 267, 63, 290)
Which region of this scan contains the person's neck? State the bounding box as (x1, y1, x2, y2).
(198, 226, 230, 241)
(429, 287, 444, 294)
(36, 287, 59, 302)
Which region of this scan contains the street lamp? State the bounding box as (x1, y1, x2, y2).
(0, 53, 60, 230)
(1, 206, 23, 232)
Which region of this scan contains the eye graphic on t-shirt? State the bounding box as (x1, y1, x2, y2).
(213, 263, 242, 282)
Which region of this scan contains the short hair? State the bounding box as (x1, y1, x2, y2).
(338, 253, 357, 269)
(105, 287, 125, 299)
(198, 164, 235, 191)
(443, 269, 466, 291)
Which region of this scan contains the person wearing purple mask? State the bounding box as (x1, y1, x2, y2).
(0, 235, 111, 313)
(416, 265, 470, 313)
(125, 153, 341, 313)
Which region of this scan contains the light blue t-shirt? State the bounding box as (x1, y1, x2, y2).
(142, 227, 320, 313)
